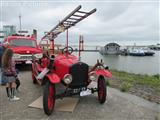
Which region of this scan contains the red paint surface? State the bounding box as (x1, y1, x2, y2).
(47, 73, 60, 84)
(4, 35, 42, 58)
(54, 54, 78, 79)
(93, 69, 112, 78)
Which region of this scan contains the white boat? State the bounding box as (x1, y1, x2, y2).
(129, 47, 155, 56)
(142, 47, 155, 56)
(129, 49, 145, 56)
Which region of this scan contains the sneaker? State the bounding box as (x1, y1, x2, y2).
(10, 96, 20, 101)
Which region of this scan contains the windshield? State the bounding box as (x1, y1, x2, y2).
(10, 39, 36, 47)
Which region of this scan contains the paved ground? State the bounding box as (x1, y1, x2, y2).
(0, 69, 159, 120)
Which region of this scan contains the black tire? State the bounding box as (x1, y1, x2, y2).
(97, 76, 106, 104)
(43, 81, 55, 115)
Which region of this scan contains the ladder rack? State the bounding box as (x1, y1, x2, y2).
(41, 5, 96, 40)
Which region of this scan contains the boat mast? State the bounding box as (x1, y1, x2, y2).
(19, 14, 22, 31)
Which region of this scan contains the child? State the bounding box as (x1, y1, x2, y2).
(0, 42, 10, 85)
(1, 48, 20, 101)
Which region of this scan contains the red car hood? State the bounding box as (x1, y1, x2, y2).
(11, 46, 42, 54)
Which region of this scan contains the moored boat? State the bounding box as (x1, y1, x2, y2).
(129, 49, 145, 56)
(129, 47, 155, 56)
(142, 47, 155, 56)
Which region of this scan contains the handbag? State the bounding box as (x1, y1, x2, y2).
(15, 78, 20, 90)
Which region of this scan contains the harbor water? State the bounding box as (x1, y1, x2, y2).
(74, 51, 160, 75)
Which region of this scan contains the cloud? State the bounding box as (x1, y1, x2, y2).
(0, 0, 159, 45)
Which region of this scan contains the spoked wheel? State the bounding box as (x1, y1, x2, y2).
(97, 76, 106, 104)
(43, 81, 55, 115)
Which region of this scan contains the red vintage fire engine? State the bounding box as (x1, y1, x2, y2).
(31, 5, 112, 115)
(4, 33, 43, 64)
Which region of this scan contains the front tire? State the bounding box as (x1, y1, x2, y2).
(43, 81, 55, 115)
(97, 76, 106, 104)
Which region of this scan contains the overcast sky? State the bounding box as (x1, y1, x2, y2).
(0, 0, 159, 46)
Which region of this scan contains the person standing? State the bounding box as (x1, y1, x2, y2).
(0, 44, 3, 67)
(0, 43, 3, 85)
(1, 48, 20, 101)
(0, 42, 10, 66)
(0, 42, 10, 85)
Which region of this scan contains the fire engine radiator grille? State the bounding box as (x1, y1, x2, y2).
(69, 62, 89, 88)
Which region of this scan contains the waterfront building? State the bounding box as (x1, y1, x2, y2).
(99, 42, 120, 55)
(3, 25, 16, 37)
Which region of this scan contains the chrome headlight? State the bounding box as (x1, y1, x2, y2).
(63, 74, 72, 84)
(89, 73, 97, 81)
(34, 53, 43, 59)
(13, 54, 21, 59)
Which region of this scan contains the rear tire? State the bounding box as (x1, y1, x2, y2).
(43, 81, 55, 115)
(97, 76, 106, 104)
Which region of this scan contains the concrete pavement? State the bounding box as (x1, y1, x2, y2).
(0, 71, 159, 120)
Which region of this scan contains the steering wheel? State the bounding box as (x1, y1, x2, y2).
(62, 46, 73, 54)
(42, 52, 55, 61)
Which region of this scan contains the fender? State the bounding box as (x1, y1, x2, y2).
(46, 73, 60, 84)
(41, 57, 49, 68)
(32, 63, 39, 78)
(35, 63, 43, 72)
(32, 62, 43, 74)
(92, 69, 112, 78)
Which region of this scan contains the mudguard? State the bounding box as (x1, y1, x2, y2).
(92, 69, 112, 78)
(35, 63, 43, 72)
(32, 62, 43, 74)
(46, 73, 60, 84)
(41, 57, 49, 68)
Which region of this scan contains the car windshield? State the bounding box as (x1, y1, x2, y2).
(10, 39, 36, 47)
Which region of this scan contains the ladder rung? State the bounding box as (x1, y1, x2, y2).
(66, 20, 75, 23)
(68, 17, 79, 20)
(63, 22, 74, 25)
(63, 22, 74, 26)
(72, 14, 84, 17)
(77, 11, 88, 14)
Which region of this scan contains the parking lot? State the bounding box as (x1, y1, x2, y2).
(0, 68, 159, 120)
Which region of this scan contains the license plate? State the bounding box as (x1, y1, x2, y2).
(25, 60, 32, 64)
(80, 89, 92, 96)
